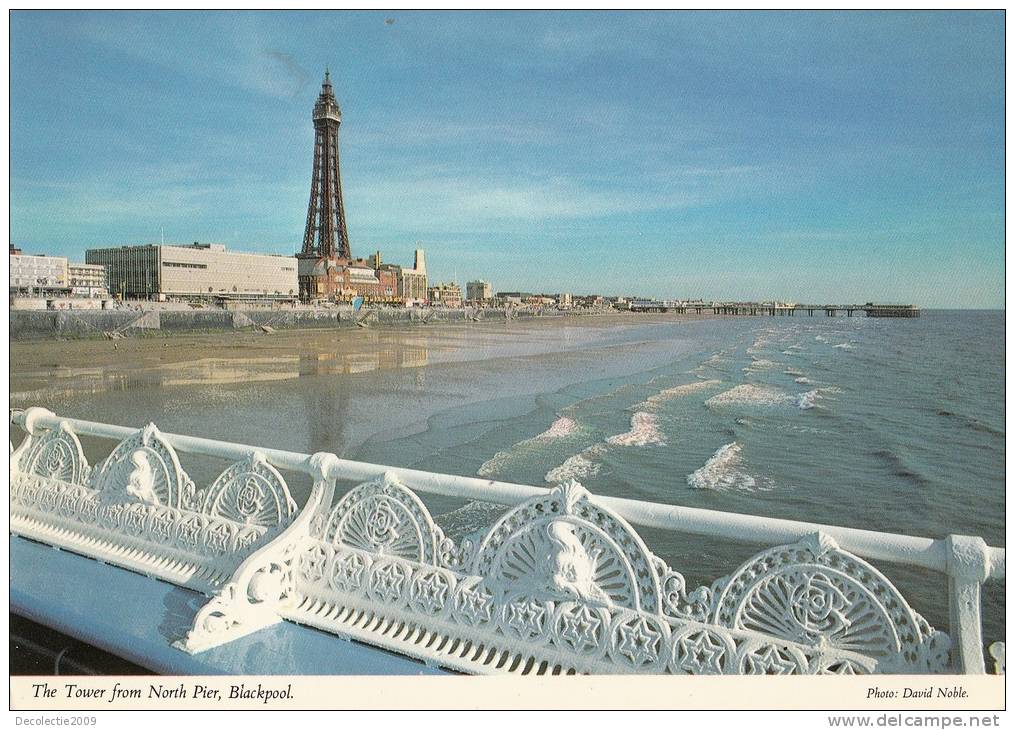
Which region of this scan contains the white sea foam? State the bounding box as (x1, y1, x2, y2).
(536, 416, 579, 439)
(795, 389, 821, 409)
(687, 442, 766, 491)
(545, 444, 606, 483)
(815, 335, 827, 342)
(706, 383, 791, 408)
(794, 386, 841, 409)
(477, 415, 580, 477)
(742, 358, 778, 374)
(747, 334, 774, 354)
(544, 408, 668, 484)
(476, 451, 513, 478)
(636, 379, 722, 410)
(783, 368, 806, 377)
(606, 412, 666, 446)
(833, 343, 855, 350)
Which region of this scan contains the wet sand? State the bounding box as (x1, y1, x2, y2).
(9, 312, 702, 397)
(9, 312, 710, 463)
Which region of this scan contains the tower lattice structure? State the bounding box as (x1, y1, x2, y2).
(301, 70, 351, 260)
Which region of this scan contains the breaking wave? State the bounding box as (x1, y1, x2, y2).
(477, 415, 580, 477)
(544, 408, 669, 484)
(706, 383, 791, 408)
(795, 389, 821, 410)
(796, 386, 841, 409)
(833, 343, 855, 350)
(687, 442, 770, 491)
(706, 382, 832, 411)
(545, 444, 607, 483)
(535, 416, 579, 439)
(635, 379, 722, 410)
(606, 411, 665, 447)
(742, 358, 778, 374)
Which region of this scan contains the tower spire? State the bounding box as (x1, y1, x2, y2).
(301, 65, 351, 263)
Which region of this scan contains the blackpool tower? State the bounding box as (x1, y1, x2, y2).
(301, 69, 351, 261)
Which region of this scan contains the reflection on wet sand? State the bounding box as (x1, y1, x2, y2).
(10, 345, 430, 403)
(300, 345, 428, 376)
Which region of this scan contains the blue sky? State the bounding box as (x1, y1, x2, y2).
(10, 11, 1004, 306)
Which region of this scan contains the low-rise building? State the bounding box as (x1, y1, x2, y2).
(10, 253, 68, 295)
(574, 295, 606, 308)
(300, 248, 424, 304)
(495, 291, 533, 305)
(347, 259, 398, 301)
(428, 282, 462, 308)
(86, 242, 298, 301)
(68, 263, 109, 298)
(297, 256, 399, 303)
(466, 279, 492, 303)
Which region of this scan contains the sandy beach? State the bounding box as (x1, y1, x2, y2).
(9, 312, 701, 397)
(9, 311, 712, 468)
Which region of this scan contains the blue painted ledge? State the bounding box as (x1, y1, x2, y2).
(10, 535, 448, 676)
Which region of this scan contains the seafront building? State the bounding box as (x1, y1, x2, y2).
(68, 263, 109, 298)
(465, 279, 492, 303)
(427, 282, 462, 308)
(495, 291, 532, 304)
(85, 242, 297, 301)
(9, 252, 68, 296)
(397, 249, 428, 305)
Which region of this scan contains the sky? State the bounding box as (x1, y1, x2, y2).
(9, 11, 1005, 307)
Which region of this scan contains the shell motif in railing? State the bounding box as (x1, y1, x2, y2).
(10, 421, 298, 594)
(181, 472, 953, 674)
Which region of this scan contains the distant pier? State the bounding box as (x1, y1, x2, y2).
(629, 301, 920, 317)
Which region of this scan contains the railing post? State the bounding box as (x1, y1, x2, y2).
(945, 534, 990, 673)
(174, 452, 338, 654)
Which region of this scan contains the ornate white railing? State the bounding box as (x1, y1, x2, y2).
(9, 408, 1006, 676)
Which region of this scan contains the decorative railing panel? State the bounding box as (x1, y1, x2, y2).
(8, 409, 1005, 675)
(10, 412, 298, 594)
(177, 475, 951, 674)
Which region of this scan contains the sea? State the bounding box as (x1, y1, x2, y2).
(356, 310, 1005, 646)
(10, 309, 1005, 649)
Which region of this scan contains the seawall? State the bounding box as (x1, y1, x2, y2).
(8, 306, 573, 341)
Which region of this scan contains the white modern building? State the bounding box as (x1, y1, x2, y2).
(9, 253, 68, 295)
(85, 243, 298, 301)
